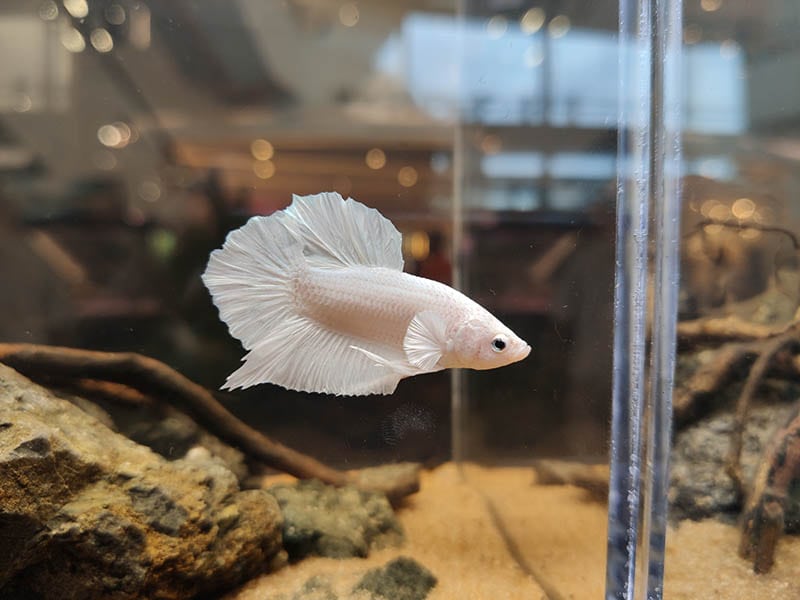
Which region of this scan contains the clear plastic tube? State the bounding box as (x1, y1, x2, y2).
(606, 0, 682, 598)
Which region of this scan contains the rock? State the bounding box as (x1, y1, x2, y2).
(0, 364, 284, 600)
(349, 462, 420, 504)
(353, 557, 437, 600)
(669, 401, 800, 527)
(268, 479, 403, 560)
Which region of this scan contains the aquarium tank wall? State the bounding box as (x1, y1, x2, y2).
(0, 0, 799, 599)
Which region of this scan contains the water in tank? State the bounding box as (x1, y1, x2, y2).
(0, 1, 798, 599)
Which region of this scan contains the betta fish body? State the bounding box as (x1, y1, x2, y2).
(202, 192, 530, 395)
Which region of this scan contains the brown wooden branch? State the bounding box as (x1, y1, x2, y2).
(689, 219, 800, 250)
(677, 315, 791, 346)
(0, 344, 419, 502)
(739, 409, 800, 573)
(673, 343, 756, 429)
(725, 331, 800, 497)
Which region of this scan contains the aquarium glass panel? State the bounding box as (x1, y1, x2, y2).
(667, 0, 800, 597)
(3, 0, 798, 599)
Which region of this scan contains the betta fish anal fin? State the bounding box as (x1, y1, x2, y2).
(202, 192, 407, 395)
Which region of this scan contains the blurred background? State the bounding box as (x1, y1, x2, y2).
(1, 0, 799, 468)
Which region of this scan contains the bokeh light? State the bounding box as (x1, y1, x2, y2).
(90, 28, 114, 53)
(38, 1, 59, 21)
(63, 0, 88, 19)
(548, 15, 571, 38)
(486, 15, 508, 39)
(60, 26, 86, 53)
(253, 160, 276, 180)
(365, 148, 386, 170)
(339, 2, 359, 27)
(397, 166, 418, 187)
(520, 8, 545, 34)
(105, 4, 126, 25)
(250, 139, 274, 161)
(731, 197, 755, 220)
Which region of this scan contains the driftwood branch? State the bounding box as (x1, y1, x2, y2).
(672, 315, 800, 573)
(672, 343, 756, 428)
(725, 332, 800, 497)
(0, 344, 419, 502)
(677, 315, 792, 346)
(689, 219, 800, 251)
(739, 409, 800, 573)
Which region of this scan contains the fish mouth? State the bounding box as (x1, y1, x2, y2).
(517, 343, 532, 361)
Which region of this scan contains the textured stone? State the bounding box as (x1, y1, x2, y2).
(353, 557, 437, 600)
(269, 479, 403, 560)
(0, 364, 283, 600)
(670, 401, 800, 529)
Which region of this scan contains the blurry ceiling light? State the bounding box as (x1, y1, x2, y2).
(520, 8, 545, 34)
(251, 139, 274, 161)
(699, 199, 718, 217)
(138, 180, 162, 203)
(14, 95, 33, 113)
(480, 134, 502, 155)
(731, 197, 755, 220)
(397, 166, 418, 188)
(38, 1, 59, 21)
(97, 122, 133, 149)
(339, 2, 359, 27)
(486, 15, 508, 39)
(523, 45, 545, 68)
(684, 24, 702, 44)
(720, 39, 740, 59)
(703, 223, 723, 235)
(97, 124, 123, 148)
(753, 207, 773, 224)
(63, 0, 89, 19)
(253, 160, 276, 180)
(90, 28, 114, 52)
(105, 4, 126, 25)
(548, 15, 570, 38)
(365, 148, 386, 170)
(407, 231, 430, 261)
(700, 0, 722, 12)
(708, 203, 730, 221)
(60, 26, 86, 52)
(113, 121, 132, 145)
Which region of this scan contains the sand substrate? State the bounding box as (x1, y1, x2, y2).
(228, 463, 800, 599)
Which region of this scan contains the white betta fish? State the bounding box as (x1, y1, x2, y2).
(202, 192, 530, 395)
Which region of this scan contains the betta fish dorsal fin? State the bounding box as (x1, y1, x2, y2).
(403, 311, 448, 370)
(282, 192, 404, 270)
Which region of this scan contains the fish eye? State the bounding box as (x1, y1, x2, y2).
(491, 336, 507, 352)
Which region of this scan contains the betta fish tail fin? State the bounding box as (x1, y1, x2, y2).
(202, 192, 408, 395)
(202, 212, 306, 390)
